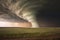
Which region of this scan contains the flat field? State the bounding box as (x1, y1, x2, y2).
(0, 27, 60, 40)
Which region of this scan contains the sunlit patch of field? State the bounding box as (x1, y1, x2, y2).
(0, 28, 60, 34)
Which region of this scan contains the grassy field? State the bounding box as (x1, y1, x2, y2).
(0, 27, 60, 40)
(0, 27, 60, 35)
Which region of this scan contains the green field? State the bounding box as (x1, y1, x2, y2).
(0, 27, 60, 40)
(0, 28, 60, 35)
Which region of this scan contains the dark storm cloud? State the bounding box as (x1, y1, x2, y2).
(0, 0, 60, 27)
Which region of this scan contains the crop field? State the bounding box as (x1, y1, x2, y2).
(0, 27, 60, 40)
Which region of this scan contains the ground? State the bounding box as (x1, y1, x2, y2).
(0, 28, 60, 40)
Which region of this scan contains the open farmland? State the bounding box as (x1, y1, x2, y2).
(0, 27, 60, 40)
